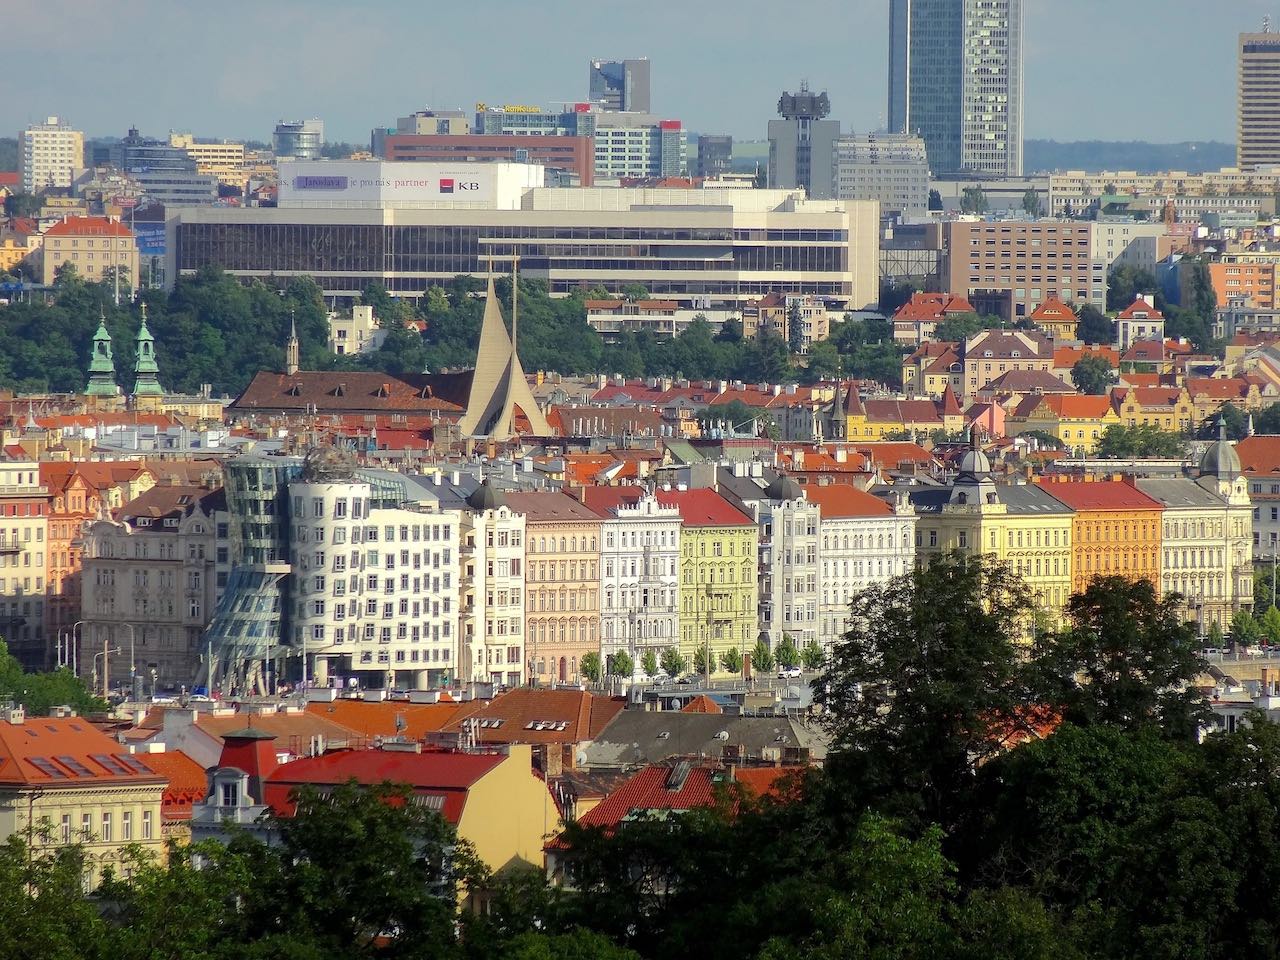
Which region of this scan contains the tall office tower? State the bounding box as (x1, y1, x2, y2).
(588, 58, 652, 112)
(888, 0, 1023, 177)
(273, 119, 324, 160)
(1239, 24, 1280, 169)
(768, 85, 840, 200)
(18, 116, 84, 193)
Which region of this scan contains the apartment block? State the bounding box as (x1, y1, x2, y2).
(19, 116, 83, 193)
(941, 219, 1105, 320)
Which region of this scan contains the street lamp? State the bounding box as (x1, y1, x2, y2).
(92, 647, 121, 699)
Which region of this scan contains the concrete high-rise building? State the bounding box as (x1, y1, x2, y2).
(18, 116, 84, 193)
(273, 119, 324, 160)
(1238, 27, 1280, 169)
(888, 0, 1023, 177)
(696, 135, 733, 178)
(834, 132, 930, 216)
(768, 85, 840, 200)
(589, 58, 651, 112)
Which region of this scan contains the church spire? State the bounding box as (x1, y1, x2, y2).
(85, 309, 121, 398)
(285, 310, 300, 376)
(132, 302, 164, 397)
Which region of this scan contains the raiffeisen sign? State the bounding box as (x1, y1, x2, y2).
(278, 160, 542, 210)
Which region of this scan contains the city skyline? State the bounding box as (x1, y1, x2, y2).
(3, 0, 1274, 147)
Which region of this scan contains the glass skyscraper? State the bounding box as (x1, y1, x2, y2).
(888, 0, 1022, 177)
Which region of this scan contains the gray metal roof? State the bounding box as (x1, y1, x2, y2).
(1135, 478, 1228, 509)
(997, 483, 1076, 515)
(580, 710, 828, 769)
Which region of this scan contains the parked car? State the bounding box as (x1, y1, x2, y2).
(777, 666, 803, 679)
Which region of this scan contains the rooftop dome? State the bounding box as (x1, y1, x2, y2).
(764, 473, 803, 501)
(1200, 419, 1242, 480)
(466, 480, 507, 512)
(956, 446, 992, 479)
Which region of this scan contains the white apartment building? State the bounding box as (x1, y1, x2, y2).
(0, 459, 48, 668)
(593, 491, 681, 671)
(833, 132, 930, 216)
(463, 485, 527, 687)
(1089, 221, 1171, 273)
(806, 484, 917, 649)
(287, 478, 462, 689)
(19, 117, 84, 193)
(720, 471, 821, 650)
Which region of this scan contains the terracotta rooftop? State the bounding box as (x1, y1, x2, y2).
(801, 483, 893, 518)
(440, 688, 626, 745)
(1036, 478, 1163, 512)
(504, 490, 605, 523)
(0, 716, 166, 787)
(892, 292, 976, 322)
(44, 216, 133, 238)
(653, 487, 754, 526)
(303, 700, 465, 739)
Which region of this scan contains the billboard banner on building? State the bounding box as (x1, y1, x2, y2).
(278, 160, 535, 207)
(132, 222, 166, 257)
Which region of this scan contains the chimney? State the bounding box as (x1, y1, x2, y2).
(217, 728, 280, 803)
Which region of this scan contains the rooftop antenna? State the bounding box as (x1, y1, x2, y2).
(1267, 14, 1273, 32)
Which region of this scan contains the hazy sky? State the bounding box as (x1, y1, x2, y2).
(4, 0, 1274, 145)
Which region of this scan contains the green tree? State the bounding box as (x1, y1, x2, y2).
(641, 649, 659, 678)
(1022, 189, 1043, 217)
(802, 340, 842, 383)
(1107, 264, 1157, 312)
(787, 300, 805, 355)
(752, 637, 775, 673)
(0, 640, 105, 716)
(1096, 424, 1187, 459)
(879, 280, 917, 315)
(960, 186, 989, 215)
(720, 646, 743, 674)
(817, 553, 1036, 831)
(660, 647, 687, 677)
(1076, 304, 1114, 344)
(934, 312, 992, 343)
(620, 283, 650, 303)
(1031, 577, 1208, 739)
(1259, 605, 1280, 644)
(693, 645, 713, 676)
(928, 188, 943, 211)
(801, 640, 826, 670)
(608, 651, 634, 678)
(776, 635, 801, 669)
(1019, 429, 1065, 450)
(3, 192, 41, 217)
(1208, 620, 1224, 648)
(715, 317, 743, 343)
(1232, 609, 1261, 647)
(1071, 354, 1116, 394)
(580, 652, 602, 683)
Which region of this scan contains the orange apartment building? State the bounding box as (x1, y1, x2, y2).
(1037, 477, 1163, 595)
(1210, 253, 1280, 310)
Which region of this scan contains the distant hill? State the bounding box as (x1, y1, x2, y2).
(1026, 140, 1236, 175)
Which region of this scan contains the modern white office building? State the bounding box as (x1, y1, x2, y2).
(166, 160, 881, 309)
(834, 132, 930, 216)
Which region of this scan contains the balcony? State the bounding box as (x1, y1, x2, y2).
(0, 540, 22, 554)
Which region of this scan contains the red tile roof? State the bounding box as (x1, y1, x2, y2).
(801, 483, 892, 517)
(43, 216, 134, 238)
(1236, 435, 1280, 476)
(440, 688, 626, 745)
(1115, 297, 1164, 321)
(892, 292, 976, 322)
(1012, 394, 1114, 420)
(303, 700, 465, 739)
(1185, 377, 1252, 400)
(1028, 297, 1078, 324)
(1054, 345, 1119, 368)
(680, 695, 723, 714)
(0, 717, 166, 787)
(653, 487, 754, 526)
(264, 749, 505, 822)
(1036, 478, 1163, 512)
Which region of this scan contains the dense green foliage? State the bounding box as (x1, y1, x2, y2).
(0, 269, 906, 396)
(0, 640, 105, 716)
(1071, 354, 1115, 394)
(1096, 423, 1188, 458)
(1075, 304, 1113, 343)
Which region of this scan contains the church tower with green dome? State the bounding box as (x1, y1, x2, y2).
(85, 311, 122, 400)
(131, 303, 164, 400)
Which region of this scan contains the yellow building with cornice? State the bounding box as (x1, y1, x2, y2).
(656, 488, 758, 672)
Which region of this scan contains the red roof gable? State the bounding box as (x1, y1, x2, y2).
(893, 293, 975, 322)
(1028, 297, 1078, 323)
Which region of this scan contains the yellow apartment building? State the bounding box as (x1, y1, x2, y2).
(656, 488, 758, 671)
(0, 710, 167, 888)
(1006, 394, 1122, 454)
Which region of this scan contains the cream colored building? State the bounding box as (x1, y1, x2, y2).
(168, 133, 247, 188)
(1048, 167, 1280, 217)
(0, 710, 166, 888)
(328, 304, 383, 355)
(1089, 221, 1172, 273)
(462, 485, 527, 686)
(19, 116, 83, 193)
(506, 492, 601, 684)
(41, 216, 139, 287)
